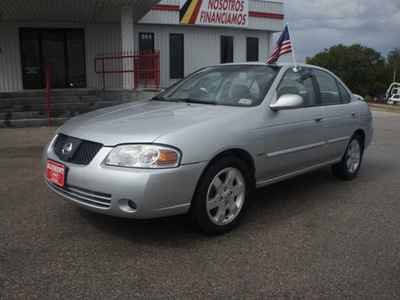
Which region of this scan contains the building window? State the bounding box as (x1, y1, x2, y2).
(221, 36, 233, 63)
(170, 34, 184, 79)
(247, 37, 259, 61)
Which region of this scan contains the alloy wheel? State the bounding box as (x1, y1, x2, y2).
(206, 167, 245, 225)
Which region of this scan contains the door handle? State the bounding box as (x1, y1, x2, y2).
(314, 115, 324, 122)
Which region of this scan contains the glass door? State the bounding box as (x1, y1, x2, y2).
(20, 28, 86, 89)
(41, 31, 67, 88)
(20, 29, 42, 89)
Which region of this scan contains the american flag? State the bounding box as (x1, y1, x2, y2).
(267, 25, 292, 64)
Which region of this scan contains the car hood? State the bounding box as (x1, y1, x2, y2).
(59, 100, 242, 146)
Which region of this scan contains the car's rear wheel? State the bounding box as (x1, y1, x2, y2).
(331, 133, 364, 180)
(190, 156, 251, 235)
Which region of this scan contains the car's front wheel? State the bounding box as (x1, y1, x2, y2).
(190, 156, 252, 235)
(331, 133, 364, 180)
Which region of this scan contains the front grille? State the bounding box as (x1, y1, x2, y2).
(71, 140, 103, 164)
(54, 134, 103, 165)
(48, 182, 112, 208)
(53, 134, 68, 154)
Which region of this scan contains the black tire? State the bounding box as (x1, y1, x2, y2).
(331, 133, 364, 180)
(189, 156, 252, 235)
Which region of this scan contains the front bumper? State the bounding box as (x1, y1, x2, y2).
(43, 144, 207, 219)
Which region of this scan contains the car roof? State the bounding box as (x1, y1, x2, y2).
(211, 62, 323, 70)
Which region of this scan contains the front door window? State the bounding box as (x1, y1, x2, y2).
(277, 68, 317, 107)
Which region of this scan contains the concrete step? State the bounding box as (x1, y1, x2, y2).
(0, 89, 99, 99)
(0, 102, 117, 120)
(0, 89, 160, 128)
(0, 117, 68, 128)
(0, 96, 114, 107)
(0, 101, 117, 113)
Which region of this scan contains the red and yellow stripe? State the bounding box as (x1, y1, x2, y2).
(180, 0, 203, 24)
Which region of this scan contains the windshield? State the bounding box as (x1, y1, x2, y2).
(154, 65, 280, 107)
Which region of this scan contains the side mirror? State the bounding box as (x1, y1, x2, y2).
(270, 94, 303, 110)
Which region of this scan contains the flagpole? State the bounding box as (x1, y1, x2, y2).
(286, 23, 298, 71)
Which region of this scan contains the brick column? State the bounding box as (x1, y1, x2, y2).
(121, 5, 135, 89)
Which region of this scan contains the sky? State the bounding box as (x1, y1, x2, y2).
(273, 0, 400, 63)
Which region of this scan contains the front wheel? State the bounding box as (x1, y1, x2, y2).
(189, 156, 252, 235)
(331, 133, 364, 180)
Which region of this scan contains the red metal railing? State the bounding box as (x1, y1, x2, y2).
(365, 98, 387, 104)
(94, 50, 160, 89)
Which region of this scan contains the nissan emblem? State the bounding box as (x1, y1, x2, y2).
(62, 143, 73, 155)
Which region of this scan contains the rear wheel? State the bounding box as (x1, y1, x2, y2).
(190, 156, 252, 235)
(331, 133, 364, 180)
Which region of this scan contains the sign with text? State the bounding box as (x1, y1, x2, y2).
(46, 160, 65, 187)
(180, 0, 248, 28)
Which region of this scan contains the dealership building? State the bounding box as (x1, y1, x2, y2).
(0, 0, 284, 90)
(0, 0, 284, 126)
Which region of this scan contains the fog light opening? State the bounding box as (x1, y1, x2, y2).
(127, 200, 137, 210)
(118, 198, 137, 213)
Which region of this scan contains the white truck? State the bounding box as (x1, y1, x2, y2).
(385, 82, 400, 104)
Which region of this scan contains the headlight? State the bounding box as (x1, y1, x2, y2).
(106, 145, 181, 168)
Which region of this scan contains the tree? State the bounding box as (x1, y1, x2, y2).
(306, 44, 390, 97)
(387, 48, 400, 82)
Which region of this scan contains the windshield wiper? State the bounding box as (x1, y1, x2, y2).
(151, 96, 168, 101)
(152, 96, 216, 105)
(175, 98, 216, 105)
(151, 96, 186, 103)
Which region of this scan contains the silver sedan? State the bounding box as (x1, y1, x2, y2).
(43, 63, 373, 234)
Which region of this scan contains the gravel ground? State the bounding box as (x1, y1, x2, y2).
(0, 109, 399, 299)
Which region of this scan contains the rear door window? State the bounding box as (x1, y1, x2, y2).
(338, 83, 351, 103)
(313, 69, 342, 105)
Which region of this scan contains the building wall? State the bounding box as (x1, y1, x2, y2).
(140, 0, 283, 31)
(0, 23, 23, 90)
(0, 0, 283, 90)
(84, 24, 122, 89)
(85, 22, 275, 89)
(249, 0, 283, 31)
(0, 22, 122, 90)
(135, 0, 283, 87)
(134, 24, 273, 88)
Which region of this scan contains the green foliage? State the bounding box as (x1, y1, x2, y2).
(387, 48, 400, 72)
(306, 44, 393, 97)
